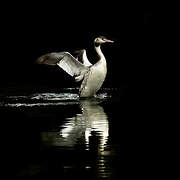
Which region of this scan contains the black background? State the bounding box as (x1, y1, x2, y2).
(0, 1, 154, 93)
(0, 1, 161, 178)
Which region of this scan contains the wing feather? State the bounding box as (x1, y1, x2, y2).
(36, 52, 65, 65)
(74, 49, 92, 67)
(36, 52, 88, 81)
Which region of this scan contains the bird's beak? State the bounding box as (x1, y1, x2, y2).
(104, 39, 114, 43)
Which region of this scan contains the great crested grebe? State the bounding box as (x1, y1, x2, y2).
(36, 36, 114, 97)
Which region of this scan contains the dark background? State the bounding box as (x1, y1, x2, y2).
(0, 2, 155, 94)
(0, 2, 160, 178)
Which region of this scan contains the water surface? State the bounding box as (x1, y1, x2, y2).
(0, 88, 134, 179)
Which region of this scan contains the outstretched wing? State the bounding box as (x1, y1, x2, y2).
(36, 52, 89, 81)
(36, 52, 65, 65)
(73, 49, 92, 67)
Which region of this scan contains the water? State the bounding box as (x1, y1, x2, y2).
(0, 87, 135, 179)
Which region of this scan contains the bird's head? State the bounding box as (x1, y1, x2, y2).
(94, 36, 114, 47)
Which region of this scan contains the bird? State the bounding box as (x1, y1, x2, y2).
(36, 36, 114, 98)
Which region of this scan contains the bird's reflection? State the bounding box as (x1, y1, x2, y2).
(41, 98, 111, 178)
(79, 98, 108, 152)
(42, 98, 109, 153)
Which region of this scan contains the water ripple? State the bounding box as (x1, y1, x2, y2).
(30, 93, 79, 101)
(0, 88, 115, 107)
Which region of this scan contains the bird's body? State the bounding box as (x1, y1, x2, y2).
(36, 36, 113, 98)
(79, 54, 107, 97)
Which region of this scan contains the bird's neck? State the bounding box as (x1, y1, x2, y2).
(94, 45, 105, 61)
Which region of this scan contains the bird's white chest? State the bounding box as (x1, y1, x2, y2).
(80, 60, 107, 97)
(91, 61, 107, 80)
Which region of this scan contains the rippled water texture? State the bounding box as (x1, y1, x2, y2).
(0, 88, 130, 178)
(0, 88, 111, 107)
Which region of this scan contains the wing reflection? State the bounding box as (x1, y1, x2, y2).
(41, 98, 109, 152)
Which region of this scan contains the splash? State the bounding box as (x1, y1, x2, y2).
(0, 88, 114, 108)
(0, 92, 79, 107)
